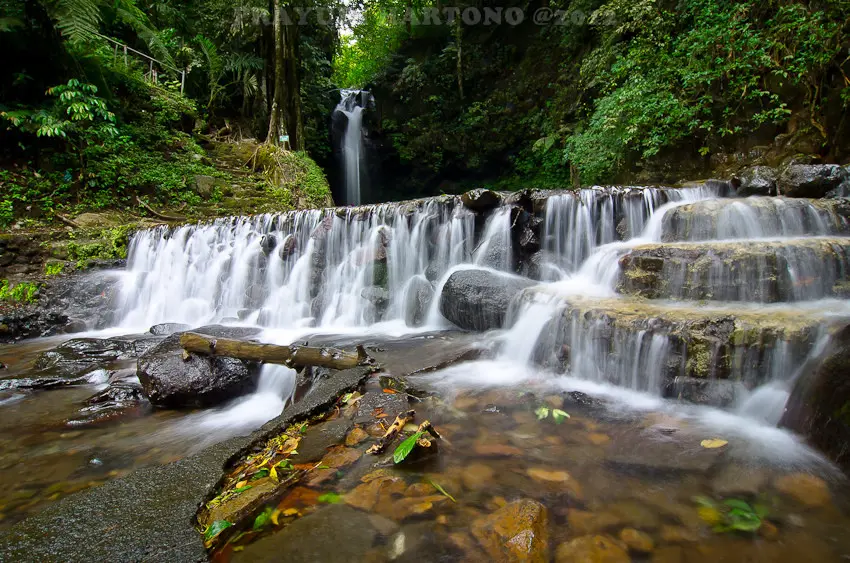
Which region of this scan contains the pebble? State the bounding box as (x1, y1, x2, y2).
(618, 527, 654, 552)
(555, 535, 629, 563)
(659, 525, 699, 543)
(773, 473, 832, 508)
(461, 463, 495, 491)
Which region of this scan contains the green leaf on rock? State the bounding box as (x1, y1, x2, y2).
(534, 406, 550, 420)
(393, 431, 423, 464)
(203, 520, 232, 542)
(552, 409, 570, 424)
(318, 492, 342, 504)
(233, 485, 253, 494)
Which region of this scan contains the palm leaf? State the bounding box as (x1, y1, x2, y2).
(51, 0, 102, 42)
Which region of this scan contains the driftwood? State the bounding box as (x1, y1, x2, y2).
(135, 196, 185, 221)
(179, 332, 371, 370)
(366, 410, 415, 455)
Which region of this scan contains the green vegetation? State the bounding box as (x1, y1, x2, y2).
(336, 0, 849, 196)
(0, 280, 40, 304)
(695, 496, 769, 534)
(44, 262, 64, 276)
(0, 0, 337, 226)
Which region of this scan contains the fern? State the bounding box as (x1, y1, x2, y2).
(115, 0, 177, 72)
(51, 0, 102, 42)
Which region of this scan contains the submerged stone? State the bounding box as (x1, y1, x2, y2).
(554, 535, 629, 563)
(471, 499, 550, 563)
(439, 269, 535, 331)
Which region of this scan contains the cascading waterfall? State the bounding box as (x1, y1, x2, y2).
(117, 197, 477, 330)
(332, 90, 374, 205)
(117, 181, 850, 431)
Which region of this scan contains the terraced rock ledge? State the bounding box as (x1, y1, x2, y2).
(618, 237, 850, 302)
(520, 288, 849, 393)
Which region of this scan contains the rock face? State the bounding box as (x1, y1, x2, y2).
(439, 269, 535, 331)
(660, 197, 850, 242)
(461, 188, 502, 211)
(471, 499, 550, 562)
(617, 238, 850, 302)
(778, 164, 850, 198)
(136, 333, 258, 408)
(780, 324, 850, 472)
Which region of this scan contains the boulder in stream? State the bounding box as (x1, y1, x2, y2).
(137, 333, 258, 408)
(461, 188, 501, 211)
(439, 269, 535, 331)
(780, 324, 850, 472)
(404, 275, 434, 327)
(778, 164, 850, 198)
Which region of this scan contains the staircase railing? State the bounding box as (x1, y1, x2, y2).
(94, 32, 187, 93)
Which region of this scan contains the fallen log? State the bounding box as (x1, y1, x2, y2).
(179, 332, 371, 370)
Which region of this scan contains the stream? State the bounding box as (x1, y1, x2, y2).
(2, 184, 850, 560)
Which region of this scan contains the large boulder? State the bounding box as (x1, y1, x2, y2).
(777, 164, 850, 198)
(735, 166, 778, 196)
(439, 269, 535, 331)
(137, 333, 258, 408)
(461, 189, 502, 211)
(35, 337, 135, 377)
(780, 324, 850, 471)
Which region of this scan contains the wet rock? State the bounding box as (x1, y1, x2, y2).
(461, 463, 495, 491)
(781, 324, 850, 472)
(295, 418, 354, 462)
(778, 164, 850, 198)
(361, 286, 390, 318)
(606, 433, 723, 474)
(67, 382, 151, 426)
(618, 528, 654, 553)
(233, 504, 378, 563)
(461, 189, 502, 212)
(527, 468, 583, 499)
(148, 323, 190, 336)
(35, 338, 135, 377)
(555, 535, 629, 563)
(567, 510, 623, 535)
(404, 275, 434, 327)
(136, 333, 258, 408)
(473, 443, 524, 457)
(471, 499, 549, 563)
(665, 377, 745, 408)
(439, 269, 535, 331)
(344, 474, 408, 512)
(710, 464, 768, 497)
(735, 166, 778, 196)
(773, 473, 831, 508)
(659, 525, 699, 543)
(345, 427, 370, 446)
(355, 384, 410, 425)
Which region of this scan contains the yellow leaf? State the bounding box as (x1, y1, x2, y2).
(700, 438, 728, 449)
(235, 480, 248, 489)
(270, 466, 278, 482)
(697, 505, 723, 526)
(282, 508, 300, 517)
(270, 509, 281, 526)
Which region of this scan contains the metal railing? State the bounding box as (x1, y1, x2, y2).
(95, 32, 187, 93)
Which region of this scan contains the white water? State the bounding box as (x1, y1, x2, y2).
(115, 182, 850, 454)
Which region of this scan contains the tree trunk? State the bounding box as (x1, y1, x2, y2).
(266, 0, 286, 145)
(455, 19, 464, 100)
(283, 24, 304, 150)
(179, 332, 372, 370)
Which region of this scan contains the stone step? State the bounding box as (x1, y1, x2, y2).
(516, 288, 848, 403)
(617, 237, 850, 302)
(660, 197, 850, 242)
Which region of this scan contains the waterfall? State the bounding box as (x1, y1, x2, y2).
(333, 89, 374, 205)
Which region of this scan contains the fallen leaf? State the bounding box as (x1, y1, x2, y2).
(269, 466, 278, 482)
(270, 509, 281, 526)
(535, 406, 550, 420)
(282, 508, 300, 516)
(382, 388, 398, 394)
(318, 492, 342, 504)
(700, 438, 728, 449)
(235, 480, 248, 489)
(393, 432, 423, 464)
(375, 413, 389, 419)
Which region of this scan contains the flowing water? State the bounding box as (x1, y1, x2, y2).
(332, 89, 374, 206)
(4, 184, 850, 558)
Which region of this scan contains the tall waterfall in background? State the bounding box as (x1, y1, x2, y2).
(332, 90, 374, 206)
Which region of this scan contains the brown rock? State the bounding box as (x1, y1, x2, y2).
(381, 495, 448, 521)
(586, 433, 611, 446)
(304, 445, 363, 486)
(650, 546, 684, 563)
(345, 427, 370, 446)
(471, 499, 550, 562)
(659, 525, 698, 543)
(405, 482, 437, 497)
(567, 510, 623, 535)
(462, 463, 496, 491)
(759, 520, 779, 541)
(555, 535, 629, 563)
(618, 528, 654, 552)
(773, 473, 832, 508)
(474, 443, 524, 457)
(526, 467, 583, 499)
(344, 475, 407, 512)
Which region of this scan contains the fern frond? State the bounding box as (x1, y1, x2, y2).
(51, 0, 102, 43)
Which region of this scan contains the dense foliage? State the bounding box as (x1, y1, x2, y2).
(0, 0, 339, 226)
(337, 0, 850, 195)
